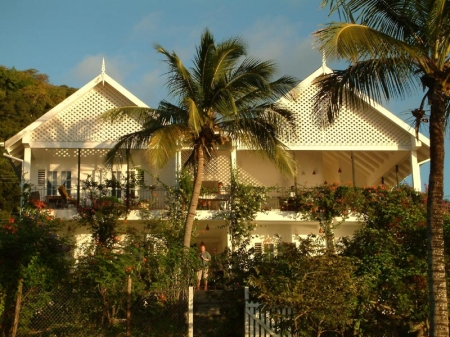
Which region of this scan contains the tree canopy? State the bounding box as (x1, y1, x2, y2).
(0, 66, 77, 218)
(313, 1, 450, 335)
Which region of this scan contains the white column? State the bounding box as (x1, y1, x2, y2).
(244, 287, 250, 337)
(23, 146, 32, 182)
(227, 232, 233, 252)
(410, 150, 421, 191)
(188, 286, 193, 337)
(230, 146, 237, 172)
(176, 149, 182, 185)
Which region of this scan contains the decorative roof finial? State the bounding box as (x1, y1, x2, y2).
(322, 50, 326, 73)
(101, 57, 106, 86)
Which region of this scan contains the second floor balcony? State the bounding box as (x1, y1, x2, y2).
(27, 185, 314, 221)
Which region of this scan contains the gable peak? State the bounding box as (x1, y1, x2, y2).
(101, 57, 106, 86)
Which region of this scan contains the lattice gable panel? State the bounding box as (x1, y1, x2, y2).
(31, 83, 143, 143)
(277, 85, 411, 147)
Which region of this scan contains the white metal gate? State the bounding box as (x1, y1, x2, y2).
(244, 287, 292, 337)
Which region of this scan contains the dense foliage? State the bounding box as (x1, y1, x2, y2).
(0, 205, 71, 337)
(68, 175, 199, 335)
(2, 181, 450, 336)
(212, 185, 446, 336)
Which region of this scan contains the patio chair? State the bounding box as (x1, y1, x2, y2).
(57, 185, 72, 208)
(29, 191, 43, 208)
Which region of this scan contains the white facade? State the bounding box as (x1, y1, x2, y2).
(4, 65, 430, 254)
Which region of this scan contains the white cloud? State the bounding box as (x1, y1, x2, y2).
(243, 15, 322, 80)
(130, 68, 167, 107)
(68, 54, 136, 86)
(133, 12, 163, 36)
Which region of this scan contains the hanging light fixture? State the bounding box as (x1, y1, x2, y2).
(206, 224, 210, 231)
(338, 167, 342, 173)
(312, 170, 316, 175)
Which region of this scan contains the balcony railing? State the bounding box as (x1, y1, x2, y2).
(28, 187, 168, 210)
(27, 186, 295, 212)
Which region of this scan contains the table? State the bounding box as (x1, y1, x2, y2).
(198, 194, 229, 210)
(45, 195, 63, 208)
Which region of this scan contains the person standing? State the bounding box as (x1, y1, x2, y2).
(218, 182, 227, 210)
(197, 244, 211, 291)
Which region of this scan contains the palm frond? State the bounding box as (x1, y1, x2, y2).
(345, 0, 424, 43)
(155, 44, 198, 104)
(193, 29, 216, 94)
(146, 124, 189, 168)
(315, 22, 422, 64)
(211, 35, 247, 82)
(233, 116, 296, 176)
(104, 129, 153, 167)
(183, 97, 203, 135)
(312, 58, 418, 125)
(100, 106, 156, 124)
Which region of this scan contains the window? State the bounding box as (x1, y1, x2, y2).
(111, 171, 122, 198)
(47, 171, 58, 196)
(254, 243, 262, 255)
(61, 171, 72, 196)
(264, 244, 275, 261)
(130, 169, 145, 199)
(43, 171, 73, 197)
(38, 170, 45, 187)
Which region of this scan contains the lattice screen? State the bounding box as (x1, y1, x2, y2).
(181, 150, 231, 184)
(180, 150, 265, 187)
(31, 83, 142, 142)
(277, 85, 411, 147)
(49, 148, 110, 159)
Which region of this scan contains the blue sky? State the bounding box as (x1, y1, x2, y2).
(1, 0, 447, 195)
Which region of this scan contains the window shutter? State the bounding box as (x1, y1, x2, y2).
(38, 170, 45, 186)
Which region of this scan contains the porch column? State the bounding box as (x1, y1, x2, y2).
(175, 150, 182, 185)
(410, 150, 421, 191)
(227, 232, 233, 252)
(230, 146, 237, 172)
(77, 149, 81, 206)
(351, 151, 356, 187)
(23, 146, 31, 182)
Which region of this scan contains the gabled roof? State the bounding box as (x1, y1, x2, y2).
(278, 66, 430, 151)
(273, 66, 430, 187)
(5, 72, 149, 157)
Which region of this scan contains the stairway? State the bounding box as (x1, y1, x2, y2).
(193, 290, 226, 336)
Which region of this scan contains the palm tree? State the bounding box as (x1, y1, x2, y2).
(312, 1, 450, 335)
(103, 29, 297, 248)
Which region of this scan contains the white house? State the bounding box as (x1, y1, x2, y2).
(4, 63, 430, 254)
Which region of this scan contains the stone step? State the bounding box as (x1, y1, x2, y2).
(194, 304, 221, 315)
(194, 290, 224, 304)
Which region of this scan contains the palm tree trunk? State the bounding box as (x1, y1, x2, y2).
(183, 146, 205, 248)
(11, 278, 23, 337)
(427, 88, 449, 337)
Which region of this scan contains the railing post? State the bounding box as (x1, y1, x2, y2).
(188, 286, 193, 337)
(245, 286, 250, 337)
(126, 275, 131, 337)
